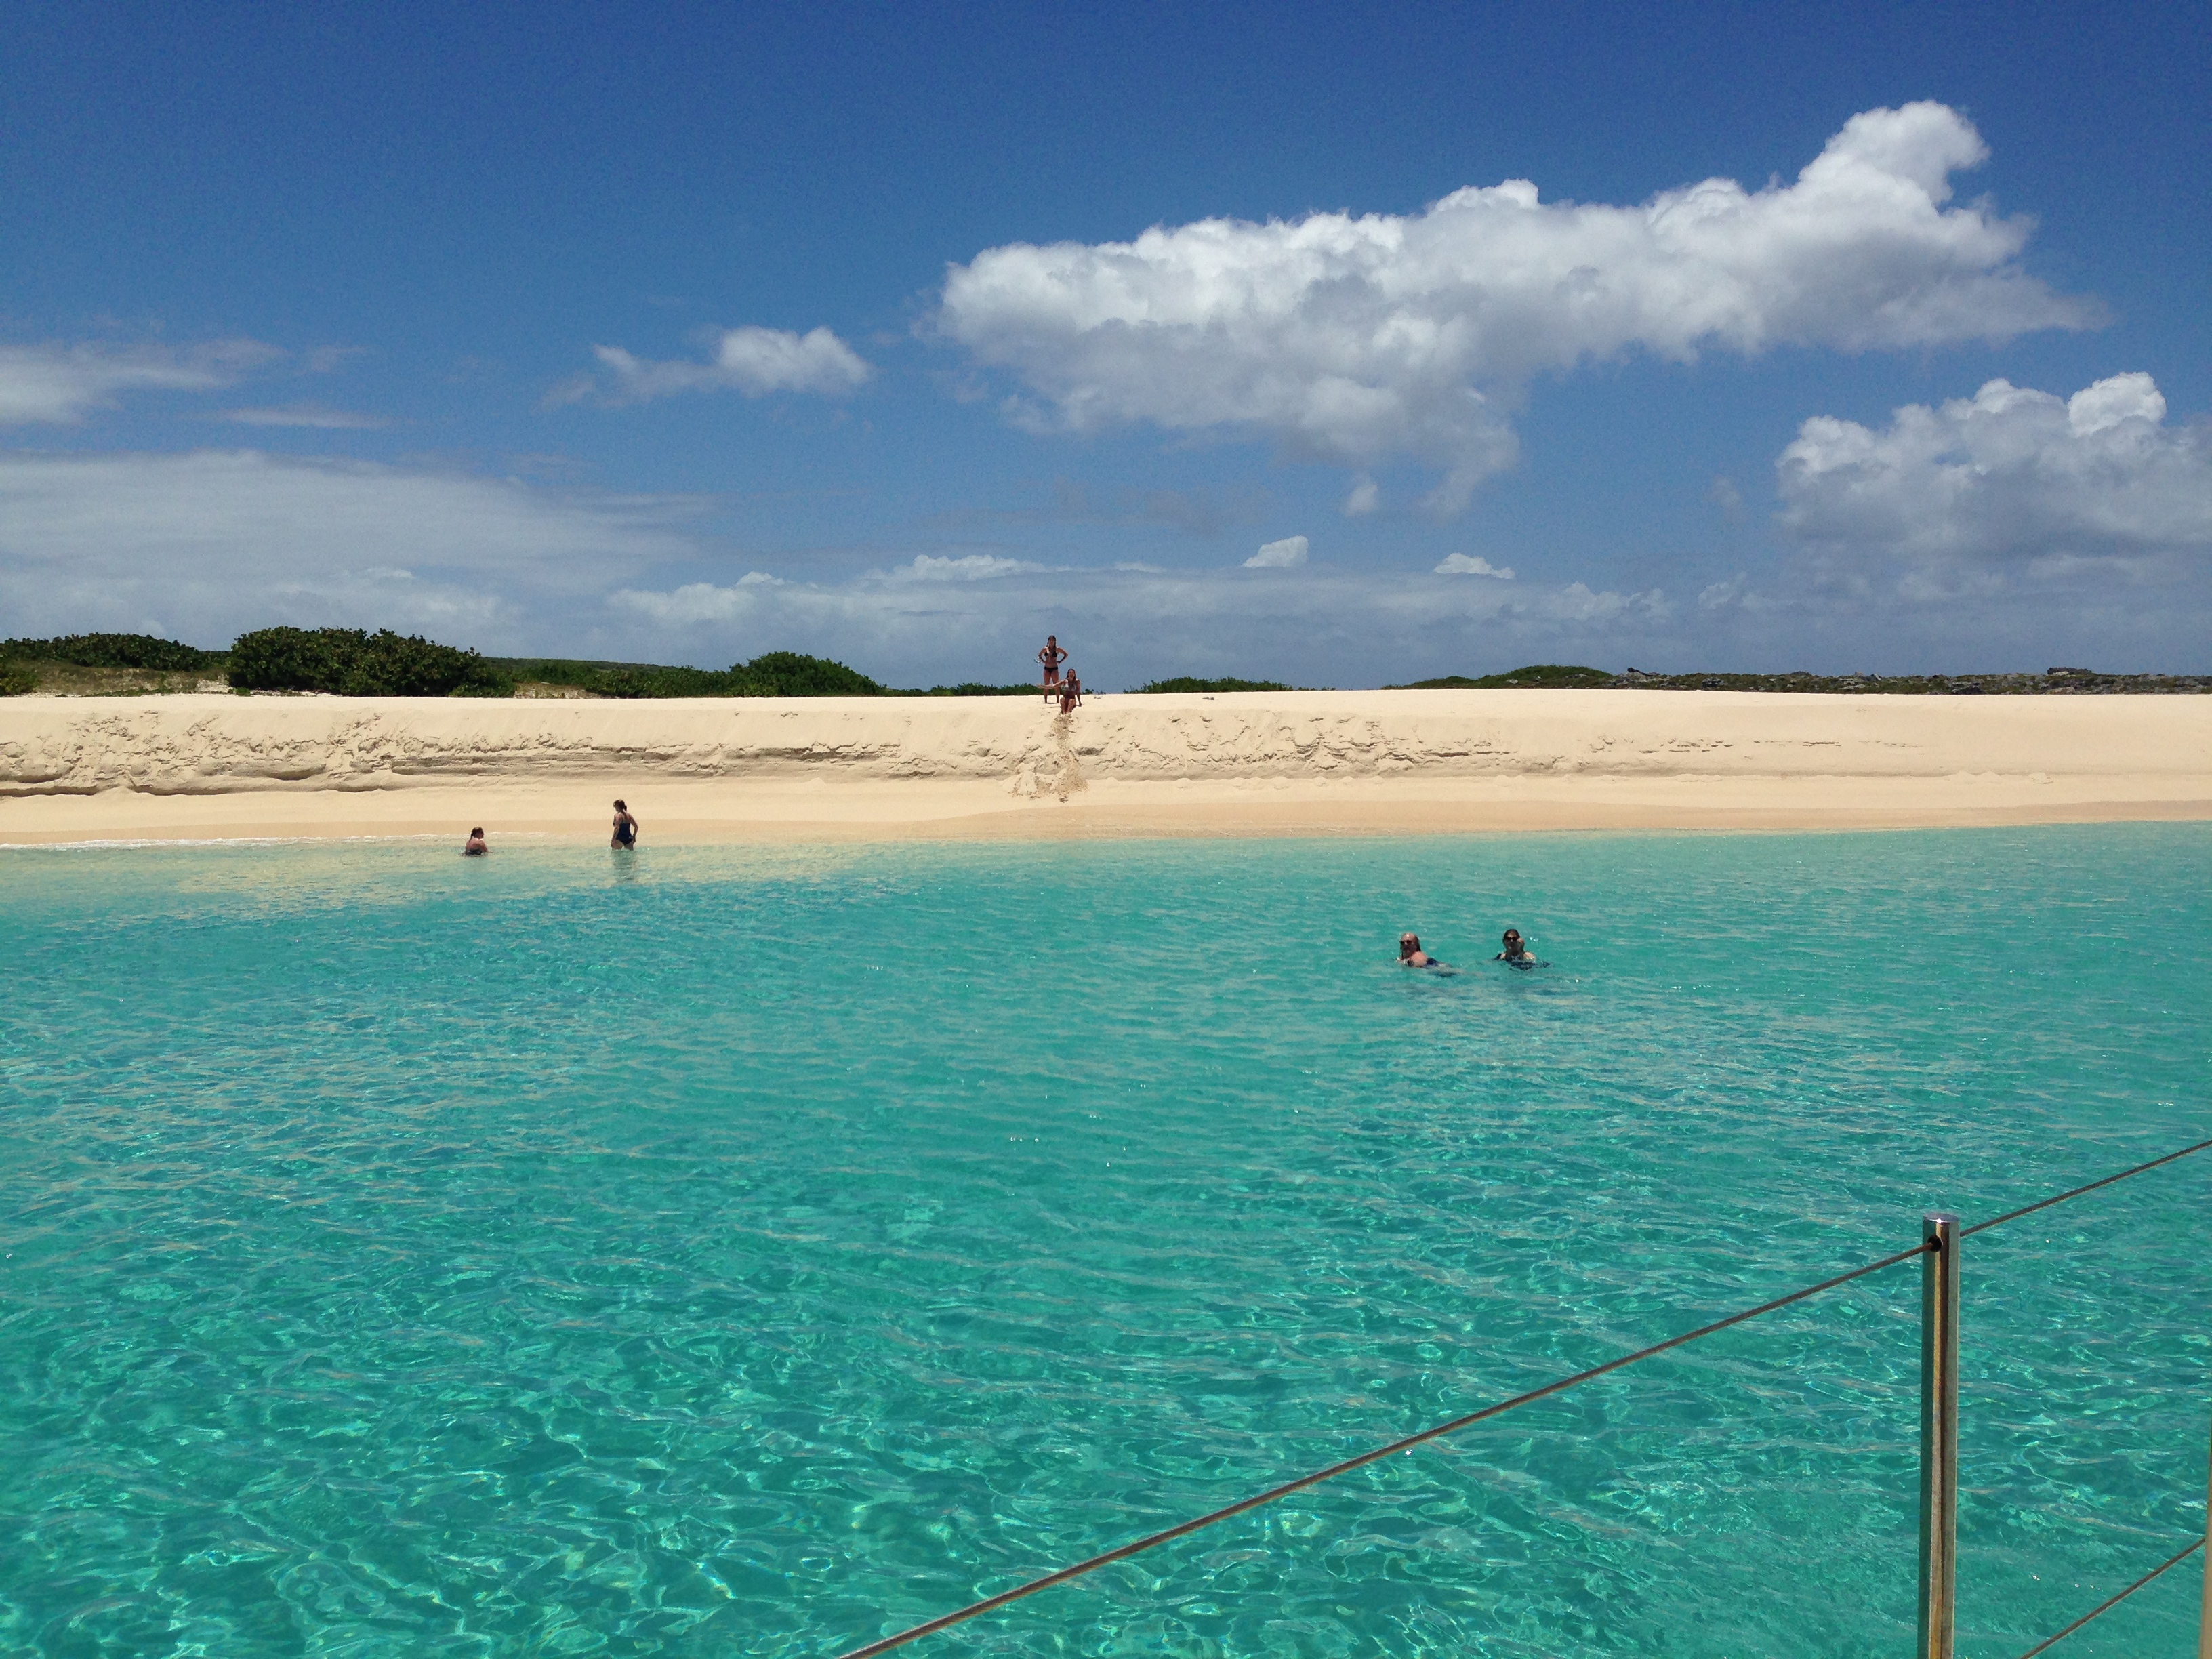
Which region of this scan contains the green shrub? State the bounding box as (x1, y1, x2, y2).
(227, 636, 895, 698)
(741, 651, 884, 697)
(564, 652, 886, 699)
(581, 664, 741, 699)
(0, 633, 224, 672)
(921, 682, 1040, 696)
(1388, 664, 1614, 689)
(228, 627, 506, 696)
(0, 661, 37, 696)
(1133, 676, 1293, 693)
(483, 657, 647, 691)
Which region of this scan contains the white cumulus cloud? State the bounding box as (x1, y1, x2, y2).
(577, 325, 873, 404)
(0, 441, 1690, 680)
(1245, 535, 1309, 568)
(1434, 553, 1515, 577)
(0, 448, 709, 645)
(1778, 373, 2212, 575)
(895, 552, 1050, 581)
(939, 103, 2095, 512)
(221, 404, 390, 430)
(613, 573, 785, 626)
(0, 340, 281, 424)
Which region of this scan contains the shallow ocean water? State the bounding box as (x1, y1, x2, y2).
(1, 825, 2208, 1658)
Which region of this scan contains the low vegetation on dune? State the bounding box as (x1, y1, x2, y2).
(1132, 676, 1296, 693)
(0, 632, 231, 695)
(491, 654, 1036, 699)
(490, 649, 888, 700)
(1391, 664, 1615, 689)
(0, 632, 228, 672)
(228, 628, 506, 697)
(0, 630, 1048, 699)
(1391, 664, 2212, 695)
(3, 634, 2205, 698)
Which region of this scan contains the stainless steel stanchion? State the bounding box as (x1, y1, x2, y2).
(2198, 1410, 2211, 1659)
(1919, 1213, 1960, 1659)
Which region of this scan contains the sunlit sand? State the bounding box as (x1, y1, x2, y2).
(5, 688, 2209, 844)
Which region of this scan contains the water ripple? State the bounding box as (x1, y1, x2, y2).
(1, 827, 2207, 1657)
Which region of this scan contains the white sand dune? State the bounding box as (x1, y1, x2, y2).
(3, 689, 2209, 843)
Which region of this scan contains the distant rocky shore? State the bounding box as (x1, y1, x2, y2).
(1397, 665, 2211, 695)
(1613, 667, 2211, 695)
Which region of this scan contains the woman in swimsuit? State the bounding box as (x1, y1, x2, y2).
(1038, 635, 1068, 687)
(611, 800, 640, 849)
(463, 827, 488, 856)
(1494, 928, 1531, 966)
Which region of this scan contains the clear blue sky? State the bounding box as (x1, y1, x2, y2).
(3, 1, 2206, 684)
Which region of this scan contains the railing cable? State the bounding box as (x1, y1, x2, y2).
(2011, 1536, 2203, 1658)
(1961, 1136, 2212, 1240)
(835, 1139, 2212, 1659)
(835, 1239, 1931, 1659)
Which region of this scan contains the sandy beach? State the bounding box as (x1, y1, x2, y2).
(3, 688, 2209, 844)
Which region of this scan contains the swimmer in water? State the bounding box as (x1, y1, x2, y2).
(463, 827, 488, 856)
(1494, 928, 1533, 966)
(611, 799, 639, 850)
(1399, 932, 1446, 968)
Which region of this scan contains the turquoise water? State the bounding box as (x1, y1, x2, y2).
(2, 826, 2208, 1658)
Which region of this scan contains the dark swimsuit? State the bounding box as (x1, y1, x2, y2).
(615, 819, 636, 846)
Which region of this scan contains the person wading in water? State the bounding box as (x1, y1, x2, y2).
(611, 800, 640, 850)
(1399, 933, 1447, 968)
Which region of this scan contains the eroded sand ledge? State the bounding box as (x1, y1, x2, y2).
(3, 689, 2209, 843)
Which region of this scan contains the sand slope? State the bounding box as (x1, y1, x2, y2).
(3, 689, 2209, 842)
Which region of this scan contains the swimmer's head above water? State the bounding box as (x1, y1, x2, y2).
(1399, 933, 1442, 967)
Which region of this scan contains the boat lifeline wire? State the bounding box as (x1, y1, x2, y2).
(832, 1136, 2212, 1659)
(2011, 1538, 2204, 1659)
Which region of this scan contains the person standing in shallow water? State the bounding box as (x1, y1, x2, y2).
(462, 827, 488, 856)
(611, 800, 639, 849)
(1038, 635, 1067, 687)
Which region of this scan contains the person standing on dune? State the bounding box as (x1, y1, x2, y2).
(1038, 635, 1068, 687)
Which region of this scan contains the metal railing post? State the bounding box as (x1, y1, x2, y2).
(2198, 1409, 2211, 1659)
(1919, 1212, 1960, 1659)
